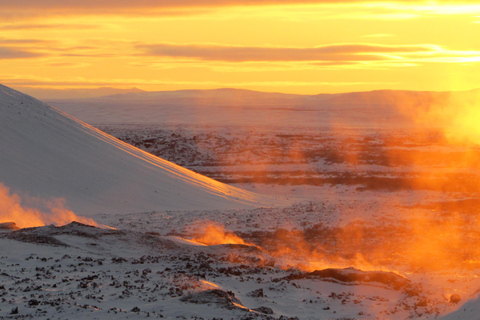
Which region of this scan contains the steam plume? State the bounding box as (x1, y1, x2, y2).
(0, 182, 97, 229)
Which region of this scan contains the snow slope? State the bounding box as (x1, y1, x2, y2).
(440, 296, 480, 320)
(0, 84, 282, 215)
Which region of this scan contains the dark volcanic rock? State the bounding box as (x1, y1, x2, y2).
(0, 222, 179, 251)
(3, 229, 67, 246)
(248, 288, 265, 298)
(283, 267, 410, 290)
(180, 289, 246, 310)
(449, 294, 461, 304)
(0, 222, 19, 230)
(253, 306, 274, 314)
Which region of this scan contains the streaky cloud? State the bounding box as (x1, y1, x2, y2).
(0, 47, 46, 59)
(1, 1, 480, 18)
(136, 43, 438, 62)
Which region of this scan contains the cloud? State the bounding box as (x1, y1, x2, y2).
(361, 34, 394, 38)
(0, 0, 361, 11)
(0, 37, 113, 60)
(134, 42, 480, 67)
(136, 43, 439, 63)
(1, 1, 480, 19)
(55, 46, 118, 58)
(0, 38, 52, 45)
(1, 75, 180, 89)
(0, 0, 478, 9)
(47, 62, 90, 68)
(0, 47, 46, 59)
(0, 74, 383, 90)
(1, 76, 135, 88)
(0, 23, 102, 30)
(2, 34, 121, 59)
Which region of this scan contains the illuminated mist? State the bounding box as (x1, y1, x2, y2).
(0, 183, 98, 229)
(192, 222, 248, 246)
(185, 89, 480, 274)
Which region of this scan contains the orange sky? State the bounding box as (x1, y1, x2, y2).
(1, 0, 480, 98)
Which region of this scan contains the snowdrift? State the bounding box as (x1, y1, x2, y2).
(0, 84, 281, 215)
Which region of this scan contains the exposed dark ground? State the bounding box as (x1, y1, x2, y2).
(99, 125, 480, 193)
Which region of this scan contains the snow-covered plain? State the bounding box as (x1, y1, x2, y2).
(0, 222, 455, 320)
(2, 85, 480, 319)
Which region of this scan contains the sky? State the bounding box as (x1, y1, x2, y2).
(1, 0, 480, 98)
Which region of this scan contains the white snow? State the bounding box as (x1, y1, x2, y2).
(3, 84, 480, 319)
(0, 84, 284, 216)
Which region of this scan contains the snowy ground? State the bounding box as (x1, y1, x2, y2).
(0, 220, 476, 320)
(3, 122, 480, 319)
(3, 85, 480, 319)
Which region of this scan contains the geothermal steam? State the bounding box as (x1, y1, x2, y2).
(0, 183, 97, 229)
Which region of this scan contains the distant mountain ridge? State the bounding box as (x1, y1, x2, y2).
(51, 88, 317, 105)
(20, 86, 145, 100)
(46, 87, 480, 128)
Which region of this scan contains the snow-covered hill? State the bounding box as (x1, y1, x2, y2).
(0, 84, 282, 216)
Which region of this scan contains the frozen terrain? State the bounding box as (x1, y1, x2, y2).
(0, 84, 281, 216)
(2, 85, 480, 319)
(0, 221, 474, 320)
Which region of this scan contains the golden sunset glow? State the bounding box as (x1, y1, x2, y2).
(0, 183, 98, 229)
(192, 223, 249, 246)
(1, 1, 480, 98)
